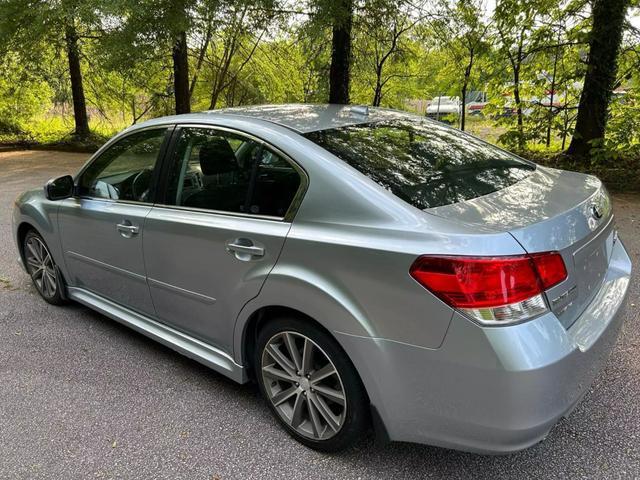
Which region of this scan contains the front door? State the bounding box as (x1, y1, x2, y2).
(143, 126, 304, 352)
(58, 127, 170, 316)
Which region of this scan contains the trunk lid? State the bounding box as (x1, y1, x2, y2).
(427, 166, 615, 328)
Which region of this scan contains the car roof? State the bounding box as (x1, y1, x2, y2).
(135, 104, 409, 134)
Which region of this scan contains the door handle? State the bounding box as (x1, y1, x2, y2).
(116, 222, 140, 238)
(226, 240, 265, 259)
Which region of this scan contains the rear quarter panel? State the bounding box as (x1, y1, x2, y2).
(234, 218, 527, 362)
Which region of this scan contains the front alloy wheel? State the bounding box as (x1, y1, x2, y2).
(256, 317, 369, 452)
(24, 231, 65, 305)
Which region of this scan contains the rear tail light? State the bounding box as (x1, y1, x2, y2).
(410, 252, 567, 325)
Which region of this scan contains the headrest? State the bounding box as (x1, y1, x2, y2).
(199, 137, 238, 175)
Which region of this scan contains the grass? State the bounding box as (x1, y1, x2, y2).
(0, 113, 127, 151)
(464, 115, 507, 145)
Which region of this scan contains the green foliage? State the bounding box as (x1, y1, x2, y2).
(0, 0, 638, 169)
(589, 91, 640, 162)
(0, 54, 53, 134)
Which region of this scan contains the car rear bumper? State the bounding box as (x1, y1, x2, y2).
(336, 238, 631, 454)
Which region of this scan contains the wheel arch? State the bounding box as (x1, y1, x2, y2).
(239, 305, 330, 377)
(236, 302, 367, 388)
(233, 272, 377, 371)
(17, 220, 69, 299)
(14, 192, 69, 280)
(16, 221, 38, 267)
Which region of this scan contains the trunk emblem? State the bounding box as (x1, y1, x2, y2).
(590, 203, 603, 220)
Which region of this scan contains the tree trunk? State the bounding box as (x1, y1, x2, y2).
(64, 24, 89, 138)
(460, 51, 474, 132)
(372, 85, 382, 107)
(190, 23, 213, 100)
(546, 46, 559, 148)
(460, 83, 467, 132)
(209, 88, 220, 111)
(372, 65, 383, 106)
(328, 0, 353, 104)
(567, 0, 629, 157)
(173, 30, 191, 114)
(209, 37, 236, 110)
(513, 66, 525, 150)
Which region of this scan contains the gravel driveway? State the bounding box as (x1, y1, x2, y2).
(1, 150, 639, 479)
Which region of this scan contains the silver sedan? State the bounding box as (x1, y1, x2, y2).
(12, 104, 632, 453)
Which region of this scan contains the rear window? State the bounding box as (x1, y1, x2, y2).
(304, 119, 535, 209)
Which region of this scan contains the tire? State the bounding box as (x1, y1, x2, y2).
(255, 316, 369, 452)
(23, 230, 66, 305)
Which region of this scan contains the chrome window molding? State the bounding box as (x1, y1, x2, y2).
(151, 203, 285, 223)
(72, 196, 155, 207)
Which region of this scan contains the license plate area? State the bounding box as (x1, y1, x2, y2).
(573, 228, 613, 310)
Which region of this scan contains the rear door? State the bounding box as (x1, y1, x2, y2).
(143, 125, 305, 353)
(58, 127, 171, 316)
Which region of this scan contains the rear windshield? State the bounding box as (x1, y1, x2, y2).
(304, 119, 535, 209)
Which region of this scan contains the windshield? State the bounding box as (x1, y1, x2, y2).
(304, 119, 535, 209)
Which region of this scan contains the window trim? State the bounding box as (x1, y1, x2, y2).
(72, 124, 175, 206)
(155, 123, 309, 223)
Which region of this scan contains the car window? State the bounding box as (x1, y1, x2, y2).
(304, 120, 535, 210)
(164, 127, 301, 218)
(78, 128, 167, 202)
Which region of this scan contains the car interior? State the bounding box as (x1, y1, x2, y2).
(78, 130, 166, 202)
(174, 133, 301, 218)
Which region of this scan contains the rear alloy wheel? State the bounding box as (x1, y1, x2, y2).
(23, 230, 65, 305)
(255, 317, 369, 452)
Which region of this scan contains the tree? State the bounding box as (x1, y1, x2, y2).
(0, 0, 95, 137)
(64, 23, 90, 135)
(1, 0, 638, 159)
(172, 31, 191, 114)
(431, 0, 490, 131)
(103, 0, 196, 115)
(494, 0, 543, 149)
(494, 1, 587, 149)
(567, 0, 630, 157)
(356, 1, 425, 107)
(204, 2, 272, 110)
(171, 2, 192, 114)
(327, 0, 354, 104)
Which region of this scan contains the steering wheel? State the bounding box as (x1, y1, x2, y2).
(131, 168, 153, 202)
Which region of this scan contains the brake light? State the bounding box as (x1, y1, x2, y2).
(529, 252, 567, 290)
(410, 252, 567, 325)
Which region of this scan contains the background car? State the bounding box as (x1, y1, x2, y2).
(425, 96, 461, 119)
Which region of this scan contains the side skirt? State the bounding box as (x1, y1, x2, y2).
(67, 287, 247, 384)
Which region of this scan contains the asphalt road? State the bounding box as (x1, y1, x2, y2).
(1, 150, 639, 479)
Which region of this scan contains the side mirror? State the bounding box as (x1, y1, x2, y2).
(45, 175, 75, 201)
